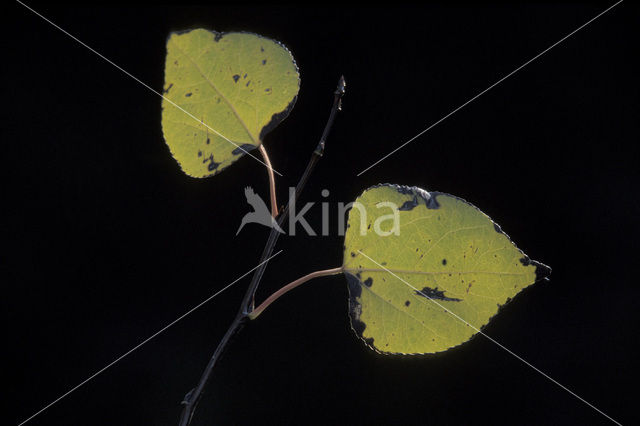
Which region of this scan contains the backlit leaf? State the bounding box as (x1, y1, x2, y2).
(161, 29, 299, 177)
(343, 184, 550, 355)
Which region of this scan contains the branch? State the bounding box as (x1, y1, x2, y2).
(178, 76, 346, 426)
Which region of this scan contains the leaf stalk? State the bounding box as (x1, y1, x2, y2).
(258, 143, 278, 217)
(249, 266, 344, 320)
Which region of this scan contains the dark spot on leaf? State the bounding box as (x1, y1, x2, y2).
(214, 33, 223, 42)
(232, 74, 240, 83)
(185, 92, 192, 97)
(346, 273, 367, 338)
(520, 256, 552, 282)
(364, 277, 373, 288)
(232, 143, 256, 156)
(494, 223, 503, 233)
(262, 59, 267, 65)
(206, 138, 210, 145)
(202, 153, 220, 172)
(163, 83, 173, 94)
(386, 185, 440, 209)
(260, 46, 264, 52)
(399, 195, 420, 211)
(442, 259, 447, 265)
(405, 300, 410, 307)
(415, 286, 462, 302)
(243, 73, 247, 79)
(259, 94, 298, 140)
(197, 151, 202, 157)
(350, 252, 356, 257)
(246, 81, 251, 87)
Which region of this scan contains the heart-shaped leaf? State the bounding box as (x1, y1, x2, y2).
(343, 184, 550, 355)
(161, 29, 300, 177)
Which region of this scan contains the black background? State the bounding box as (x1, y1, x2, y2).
(6, 3, 639, 425)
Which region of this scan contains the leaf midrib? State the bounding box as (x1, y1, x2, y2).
(343, 267, 530, 276)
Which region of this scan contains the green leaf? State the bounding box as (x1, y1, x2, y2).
(343, 184, 550, 355)
(161, 29, 300, 177)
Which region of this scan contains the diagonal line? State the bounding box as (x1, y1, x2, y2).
(356, 1, 624, 176)
(356, 249, 622, 425)
(17, 250, 283, 426)
(15, 0, 283, 177)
